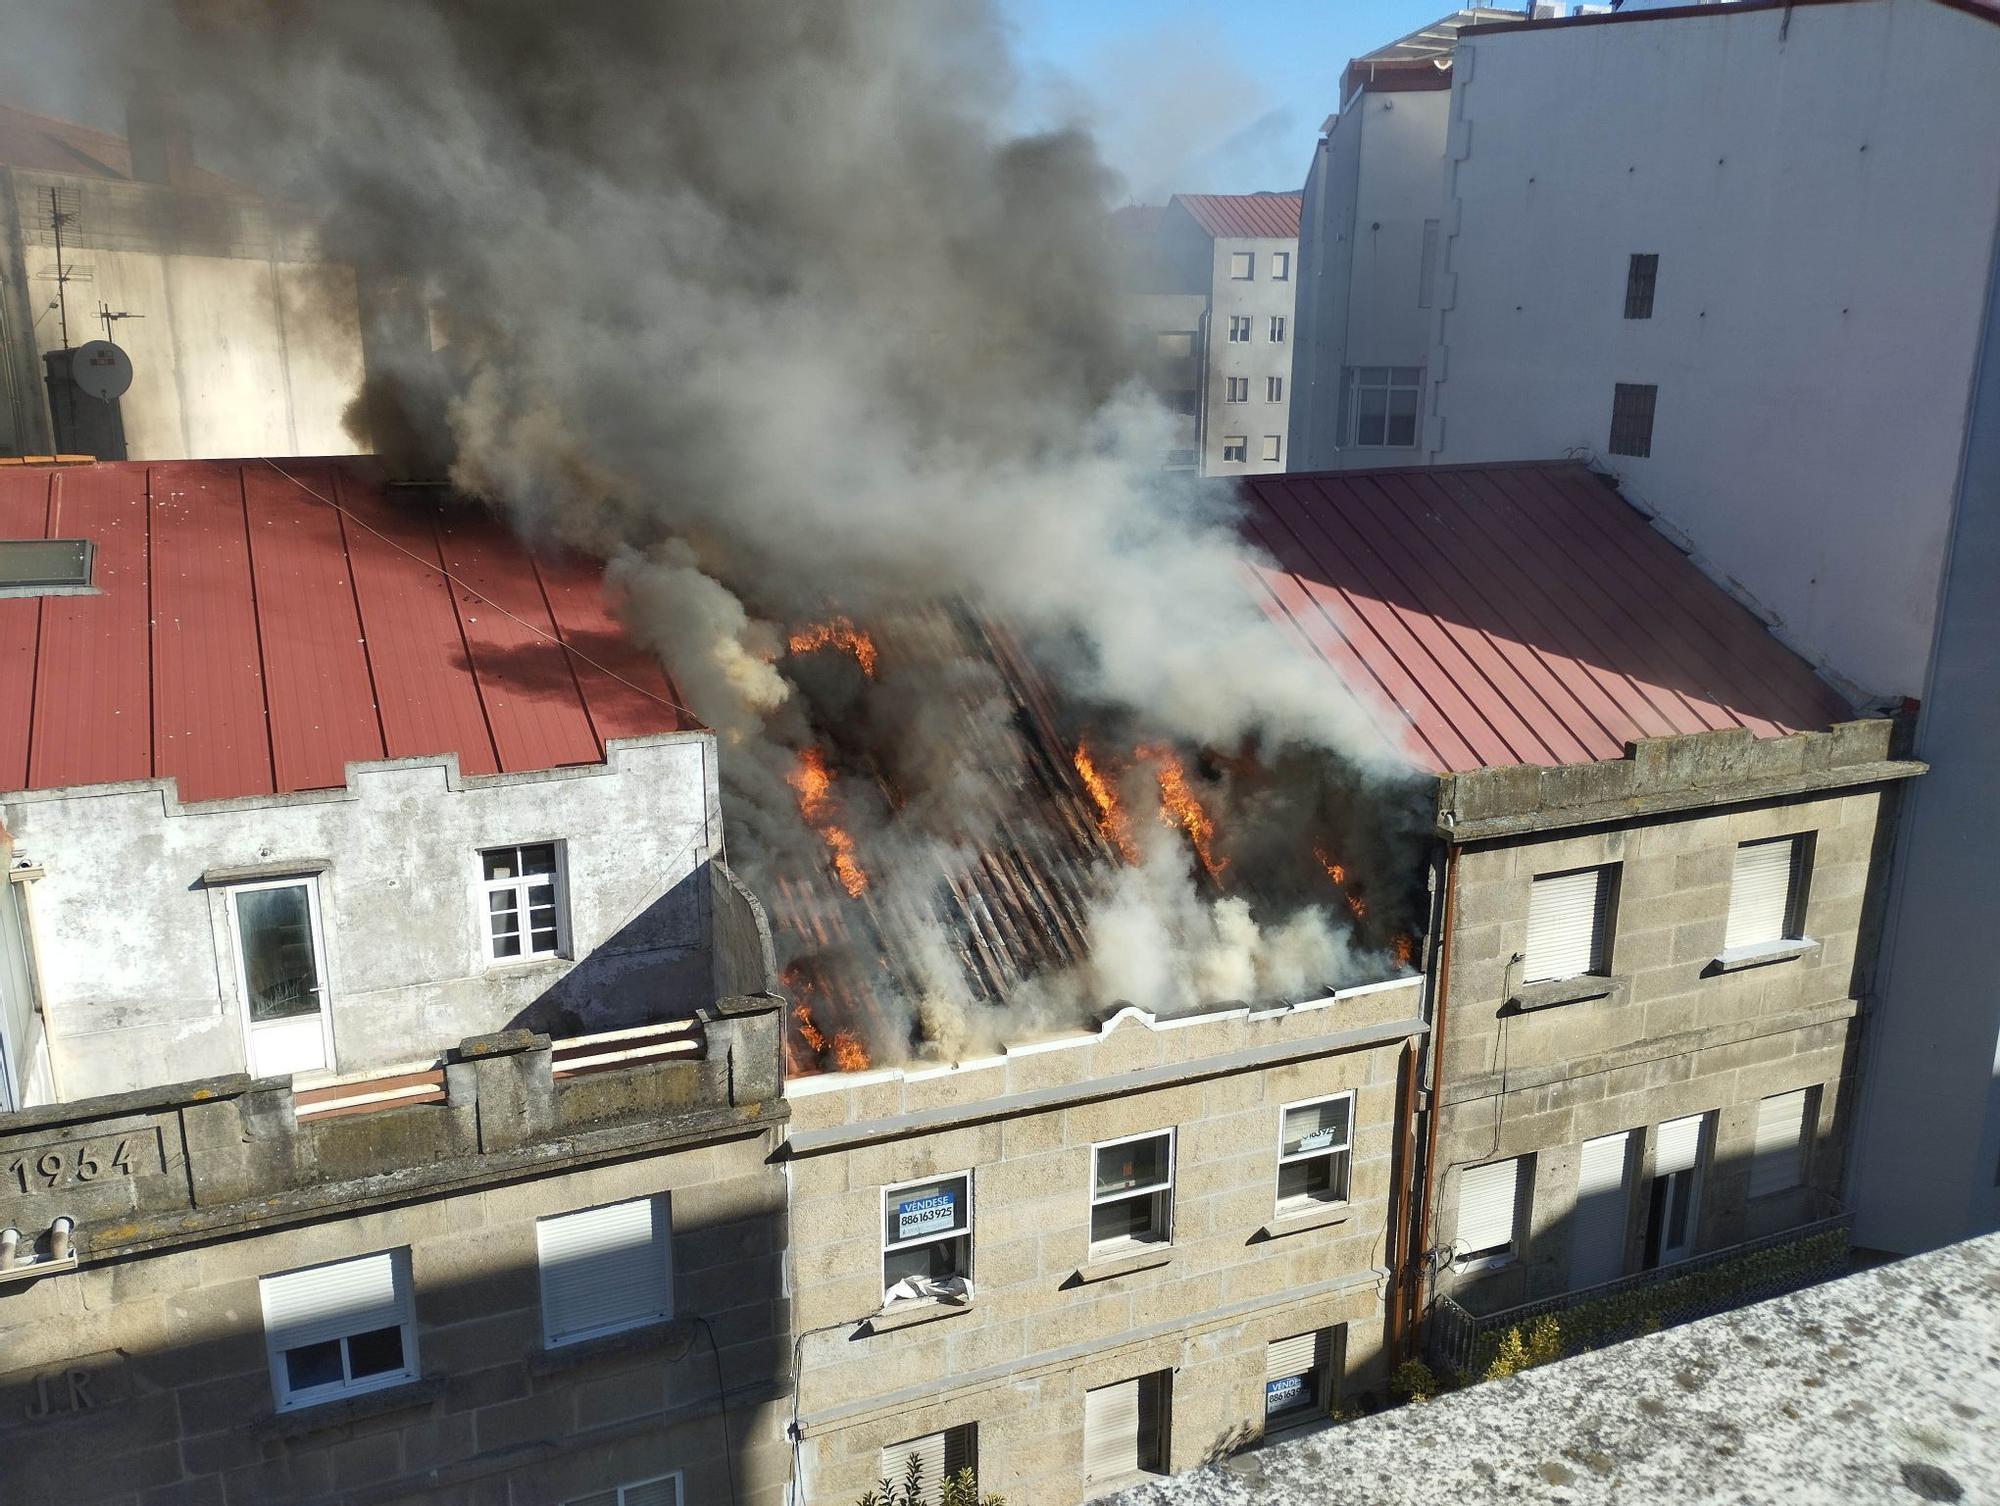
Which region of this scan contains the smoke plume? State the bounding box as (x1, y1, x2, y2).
(15, 0, 1427, 1063)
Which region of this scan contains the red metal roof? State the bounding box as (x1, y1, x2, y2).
(1238, 463, 1853, 774)
(1171, 192, 1302, 241)
(0, 103, 243, 196)
(0, 458, 697, 804)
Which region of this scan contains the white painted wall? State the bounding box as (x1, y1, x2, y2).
(1290, 89, 1451, 472)
(1430, 0, 2000, 700)
(1205, 234, 1298, 474)
(0, 734, 718, 1102)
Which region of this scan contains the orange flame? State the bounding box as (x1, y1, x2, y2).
(1314, 846, 1347, 887)
(788, 747, 869, 896)
(831, 1031, 871, 1072)
(1392, 934, 1416, 968)
(1143, 744, 1228, 880)
(1316, 845, 1368, 921)
(1073, 743, 1139, 863)
(788, 616, 879, 677)
(793, 1001, 828, 1054)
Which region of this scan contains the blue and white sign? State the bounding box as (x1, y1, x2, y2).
(1293, 1129, 1336, 1154)
(896, 1191, 957, 1240)
(1265, 1375, 1307, 1412)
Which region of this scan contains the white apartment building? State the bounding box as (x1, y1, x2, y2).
(1288, 9, 1517, 470)
(1121, 193, 1300, 474)
(1418, 0, 2000, 1253)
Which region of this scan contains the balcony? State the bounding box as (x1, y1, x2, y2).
(1426, 1210, 1854, 1380)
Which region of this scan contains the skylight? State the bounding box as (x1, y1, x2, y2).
(0, 539, 94, 594)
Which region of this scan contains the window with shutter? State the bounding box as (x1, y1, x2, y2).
(1275, 1094, 1353, 1212)
(1749, 1089, 1813, 1198)
(1090, 1132, 1175, 1256)
(1726, 838, 1803, 950)
(564, 1475, 683, 1506)
(259, 1249, 417, 1410)
(1524, 867, 1610, 983)
(880, 1426, 975, 1503)
(1455, 1158, 1523, 1266)
(1084, 1373, 1167, 1486)
(1569, 1131, 1633, 1289)
(1264, 1328, 1336, 1422)
(538, 1196, 673, 1348)
(883, 1173, 973, 1302)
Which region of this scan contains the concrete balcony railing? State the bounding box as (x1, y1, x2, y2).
(1426, 1209, 1855, 1380)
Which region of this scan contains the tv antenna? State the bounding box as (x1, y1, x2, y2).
(46, 186, 78, 351)
(97, 302, 143, 343)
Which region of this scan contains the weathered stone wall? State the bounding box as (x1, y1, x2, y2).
(1430, 752, 1906, 1316)
(783, 980, 1425, 1505)
(0, 733, 719, 1099)
(0, 1008, 792, 1505)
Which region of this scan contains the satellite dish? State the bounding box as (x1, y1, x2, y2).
(71, 340, 132, 403)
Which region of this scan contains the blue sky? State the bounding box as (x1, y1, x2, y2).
(997, 0, 1468, 202)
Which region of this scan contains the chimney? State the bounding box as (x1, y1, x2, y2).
(126, 77, 194, 188)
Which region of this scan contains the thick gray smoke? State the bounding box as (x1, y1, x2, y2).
(16, 1, 1423, 1059)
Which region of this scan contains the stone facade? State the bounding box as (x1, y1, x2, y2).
(0, 733, 718, 1101)
(783, 979, 1425, 1504)
(1426, 723, 1920, 1316)
(0, 868, 792, 1506)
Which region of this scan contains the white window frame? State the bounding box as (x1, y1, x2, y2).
(1274, 1093, 1353, 1216)
(1266, 375, 1284, 403)
(1227, 315, 1252, 343)
(1271, 251, 1290, 280)
(1341, 366, 1424, 449)
(1088, 1128, 1176, 1257)
(1454, 1157, 1525, 1272)
(226, 875, 337, 1078)
(260, 1248, 418, 1413)
(1225, 376, 1249, 403)
(1264, 1326, 1340, 1428)
(1269, 315, 1286, 343)
(477, 840, 571, 966)
(537, 1194, 674, 1349)
(1221, 435, 1247, 463)
(881, 1171, 973, 1305)
(1229, 251, 1254, 280)
(1260, 434, 1282, 463)
(564, 1473, 684, 1506)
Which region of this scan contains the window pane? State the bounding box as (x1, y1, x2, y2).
(885, 1177, 970, 1245)
(236, 886, 320, 1022)
(483, 850, 516, 881)
(1282, 1099, 1351, 1157)
(1278, 1157, 1333, 1205)
(885, 1235, 968, 1288)
(345, 1325, 406, 1379)
(284, 1340, 343, 1393)
(1091, 1194, 1163, 1246)
(1356, 387, 1388, 447)
(1386, 387, 1419, 447)
(1391, 367, 1422, 385)
(1095, 1136, 1170, 1198)
(1358, 367, 1389, 386)
(520, 844, 558, 876)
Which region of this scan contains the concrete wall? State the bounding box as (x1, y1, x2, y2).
(1430, 753, 1905, 1314)
(0, 1016, 791, 1506)
(1, 168, 366, 461)
(1429, 0, 2000, 701)
(1203, 235, 1298, 476)
(1848, 218, 2000, 1252)
(0, 734, 718, 1100)
(1290, 89, 1449, 472)
(783, 980, 1424, 1505)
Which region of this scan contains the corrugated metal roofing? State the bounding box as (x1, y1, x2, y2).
(1172, 192, 1302, 241)
(1238, 462, 1853, 774)
(0, 458, 696, 803)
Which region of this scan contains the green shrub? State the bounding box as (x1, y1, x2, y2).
(857, 1459, 1003, 1506)
(1390, 1358, 1440, 1403)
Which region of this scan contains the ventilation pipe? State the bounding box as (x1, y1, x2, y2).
(0, 1227, 17, 1272)
(48, 1216, 73, 1263)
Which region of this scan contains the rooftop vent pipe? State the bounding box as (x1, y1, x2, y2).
(0, 1227, 17, 1272)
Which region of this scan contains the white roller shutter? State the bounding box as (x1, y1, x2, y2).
(1525, 868, 1607, 982)
(1265, 1331, 1323, 1382)
(1726, 839, 1798, 949)
(1656, 1114, 1706, 1177)
(1084, 1378, 1141, 1484)
(1456, 1158, 1521, 1258)
(538, 1196, 672, 1347)
(1569, 1131, 1632, 1288)
(621, 1479, 680, 1506)
(261, 1250, 406, 1352)
(1749, 1089, 1811, 1197)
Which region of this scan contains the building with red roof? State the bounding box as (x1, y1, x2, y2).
(0, 456, 720, 1105)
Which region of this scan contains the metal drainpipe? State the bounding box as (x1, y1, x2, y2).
(1405, 840, 1458, 1358)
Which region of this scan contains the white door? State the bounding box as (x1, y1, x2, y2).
(228, 879, 334, 1078)
(1570, 1131, 1633, 1288)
